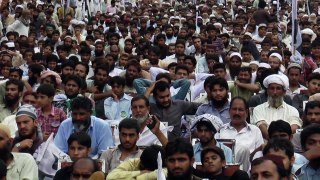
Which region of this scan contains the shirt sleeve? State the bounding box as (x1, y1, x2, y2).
(106, 159, 142, 180)
(172, 79, 191, 100)
(20, 154, 39, 180)
(251, 105, 266, 125)
(104, 98, 113, 120)
(54, 123, 69, 153)
(97, 121, 114, 155)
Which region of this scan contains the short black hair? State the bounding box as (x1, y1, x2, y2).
(36, 84, 55, 97)
(175, 64, 189, 74)
(9, 68, 23, 78)
(6, 79, 24, 92)
(201, 147, 225, 164)
(94, 64, 109, 75)
(153, 81, 170, 97)
(71, 96, 93, 112)
(65, 75, 83, 89)
(165, 138, 194, 160)
(155, 73, 171, 84)
(209, 77, 229, 91)
(119, 118, 140, 134)
(184, 55, 197, 66)
(304, 101, 320, 127)
(68, 131, 91, 148)
(109, 76, 125, 87)
(300, 124, 320, 150)
(29, 64, 43, 76)
(239, 66, 253, 78)
(131, 95, 150, 107)
(148, 46, 161, 55)
(140, 145, 166, 170)
(61, 60, 75, 70)
(307, 72, 320, 83)
(263, 138, 294, 160)
(203, 75, 216, 89)
(268, 120, 292, 139)
(46, 54, 59, 63)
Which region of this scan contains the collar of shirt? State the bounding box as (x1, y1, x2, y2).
(118, 94, 132, 101)
(37, 106, 56, 117)
(225, 122, 251, 132)
(117, 145, 140, 154)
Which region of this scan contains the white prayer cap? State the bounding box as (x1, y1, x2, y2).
(258, 62, 271, 69)
(249, 61, 259, 66)
(15, 5, 24, 10)
(301, 28, 317, 41)
(214, 23, 222, 28)
(244, 32, 253, 38)
(230, 52, 242, 60)
(191, 114, 224, 132)
(269, 52, 283, 62)
(263, 74, 289, 90)
(6, 42, 15, 48)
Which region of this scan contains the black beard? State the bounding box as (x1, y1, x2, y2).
(229, 66, 240, 80)
(223, 41, 229, 47)
(125, 75, 134, 87)
(0, 142, 12, 163)
(95, 50, 104, 57)
(4, 95, 20, 107)
(66, 93, 79, 99)
(212, 95, 228, 108)
(167, 166, 193, 180)
(19, 127, 37, 139)
(87, 30, 93, 35)
(94, 80, 105, 92)
(166, 34, 174, 39)
(124, 48, 132, 54)
(64, 45, 72, 52)
(72, 118, 91, 132)
(197, 23, 203, 27)
(109, 62, 115, 71)
(301, 48, 311, 55)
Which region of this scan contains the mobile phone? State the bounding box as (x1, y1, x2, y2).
(147, 114, 157, 129)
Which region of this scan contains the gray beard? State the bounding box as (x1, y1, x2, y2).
(268, 96, 283, 108)
(133, 114, 149, 124)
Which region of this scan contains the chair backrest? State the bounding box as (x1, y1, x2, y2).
(216, 139, 236, 164)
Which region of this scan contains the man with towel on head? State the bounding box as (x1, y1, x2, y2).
(252, 74, 302, 139)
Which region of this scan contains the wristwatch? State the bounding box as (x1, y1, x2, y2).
(15, 143, 21, 150)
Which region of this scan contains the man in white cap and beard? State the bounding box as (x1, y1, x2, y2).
(252, 74, 302, 139)
(268, 52, 286, 74)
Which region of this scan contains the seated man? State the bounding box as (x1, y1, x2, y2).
(191, 114, 232, 164)
(0, 124, 38, 179)
(69, 158, 102, 179)
(12, 104, 43, 155)
(297, 124, 320, 179)
(165, 138, 202, 180)
(100, 118, 143, 173)
(107, 145, 166, 180)
(104, 76, 133, 120)
(200, 147, 249, 179)
(54, 96, 113, 157)
(251, 154, 290, 180)
(54, 131, 92, 180)
(252, 74, 301, 139)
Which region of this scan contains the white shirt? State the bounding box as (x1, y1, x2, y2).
(1, 115, 17, 138)
(215, 123, 264, 153)
(252, 101, 302, 127)
(7, 153, 38, 180)
(286, 84, 307, 99)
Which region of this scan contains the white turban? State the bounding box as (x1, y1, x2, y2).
(191, 114, 223, 132)
(263, 74, 289, 90)
(269, 53, 283, 62)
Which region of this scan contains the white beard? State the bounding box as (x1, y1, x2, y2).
(133, 114, 149, 124)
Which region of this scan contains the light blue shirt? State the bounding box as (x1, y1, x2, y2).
(196, 101, 231, 124)
(297, 163, 320, 180)
(193, 141, 233, 164)
(54, 116, 114, 157)
(104, 94, 133, 120)
(196, 57, 209, 73)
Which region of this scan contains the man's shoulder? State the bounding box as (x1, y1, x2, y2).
(12, 152, 35, 161)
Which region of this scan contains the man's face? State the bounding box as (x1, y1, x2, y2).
(214, 68, 226, 79)
(65, 80, 80, 97)
(119, 128, 139, 150)
(112, 84, 124, 97)
(166, 153, 194, 178)
(74, 65, 87, 79)
(260, 52, 269, 62)
(119, 56, 129, 67)
(0, 130, 11, 153)
(203, 151, 226, 174)
(306, 107, 320, 125)
(72, 108, 91, 129)
(267, 84, 285, 98)
(126, 65, 139, 79)
(16, 115, 36, 138)
(238, 71, 251, 83)
(229, 58, 241, 68)
(166, 28, 174, 36)
(110, 37, 119, 45)
(37, 93, 52, 108)
(197, 125, 213, 144)
(68, 141, 90, 161)
(81, 54, 91, 64)
(193, 38, 201, 49)
(251, 160, 281, 180)
(307, 79, 320, 95)
(210, 85, 228, 102)
(124, 41, 133, 51)
(183, 59, 195, 72)
(155, 88, 171, 108)
(95, 44, 104, 52)
(23, 95, 37, 106)
(304, 133, 320, 151)
(241, 52, 251, 61)
(175, 69, 188, 80)
(94, 69, 108, 85)
(288, 68, 300, 85)
(5, 84, 20, 100)
(131, 99, 150, 122)
(110, 46, 119, 58)
(168, 46, 176, 54)
(175, 44, 185, 55)
(267, 148, 294, 171)
(62, 66, 74, 76)
(268, 57, 281, 70)
(270, 132, 291, 140)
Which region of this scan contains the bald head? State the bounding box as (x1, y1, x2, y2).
(71, 158, 98, 180)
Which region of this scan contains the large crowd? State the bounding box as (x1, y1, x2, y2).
(0, 0, 319, 179)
